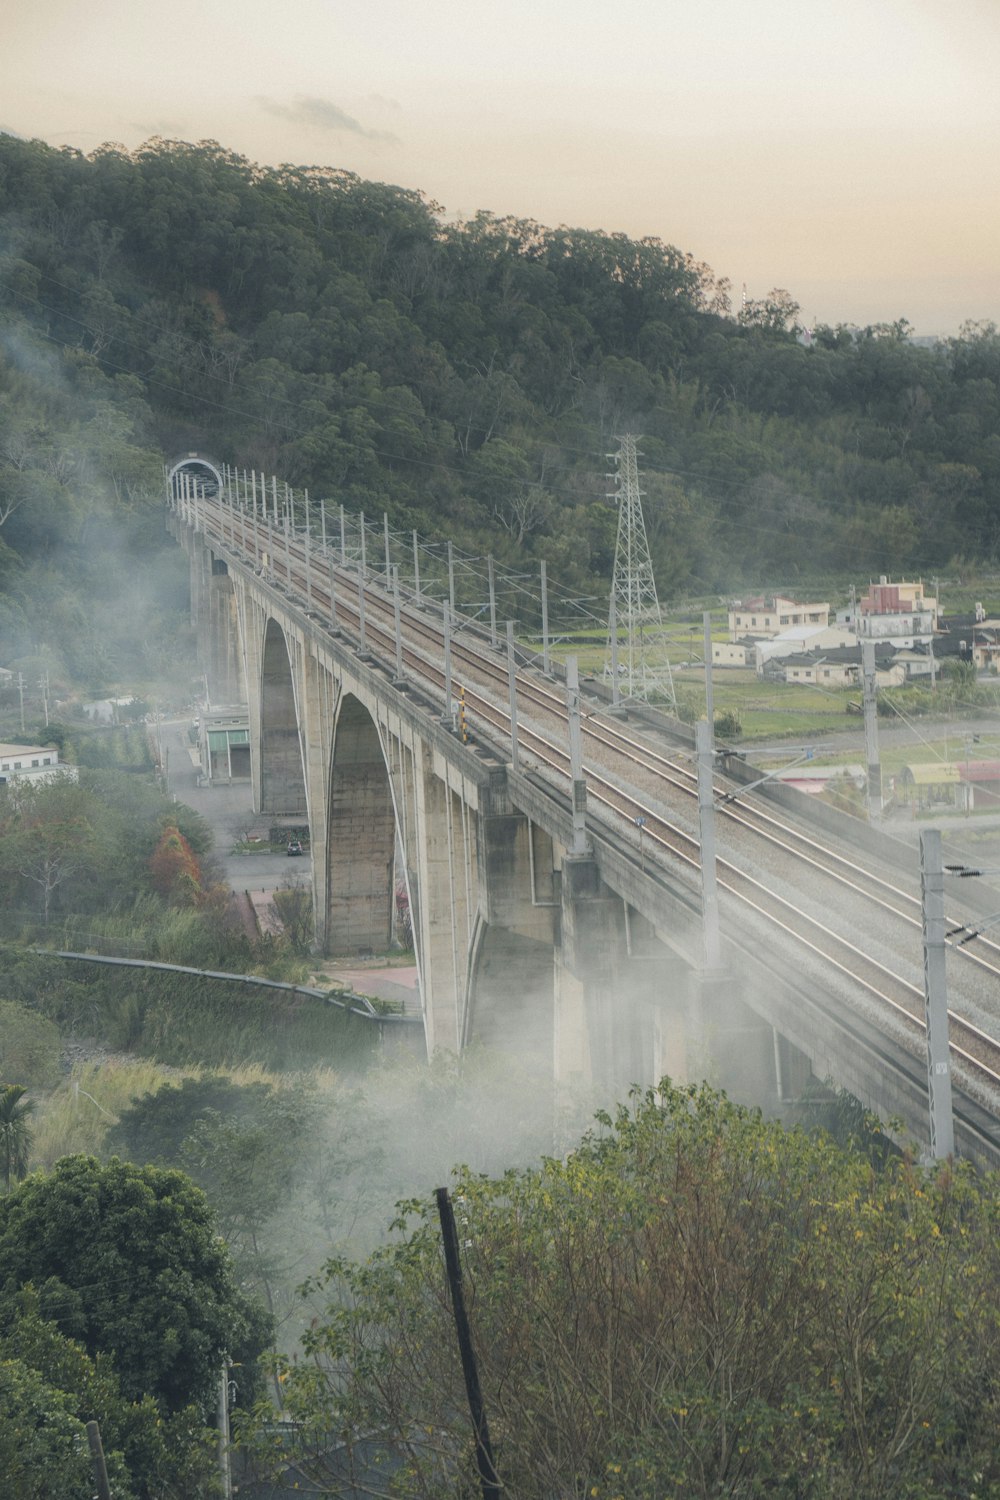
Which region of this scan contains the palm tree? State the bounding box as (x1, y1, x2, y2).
(0, 1084, 35, 1192)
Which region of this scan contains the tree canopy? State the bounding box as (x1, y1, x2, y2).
(267, 1083, 1000, 1499)
(0, 1288, 220, 1499)
(0, 1154, 272, 1413)
(3, 131, 1000, 698)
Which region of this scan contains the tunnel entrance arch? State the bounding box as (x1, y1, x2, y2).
(259, 618, 307, 815)
(168, 453, 223, 500)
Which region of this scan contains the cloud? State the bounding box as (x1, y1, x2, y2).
(131, 120, 188, 140)
(257, 95, 399, 145)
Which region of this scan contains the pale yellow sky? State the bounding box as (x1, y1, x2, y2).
(4, 0, 999, 332)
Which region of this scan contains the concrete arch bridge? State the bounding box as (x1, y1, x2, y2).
(166, 464, 1000, 1164)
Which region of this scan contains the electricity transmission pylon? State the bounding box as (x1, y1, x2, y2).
(605, 433, 676, 707)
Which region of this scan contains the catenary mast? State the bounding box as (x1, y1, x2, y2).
(605, 433, 676, 707)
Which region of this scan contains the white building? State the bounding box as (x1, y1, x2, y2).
(842, 577, 939, 649)
(754, 625, 858, 674)
(0, 743, 76, 786)
(728, 595, 830, 642)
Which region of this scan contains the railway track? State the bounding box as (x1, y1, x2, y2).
(192, 499, 1000, 1102)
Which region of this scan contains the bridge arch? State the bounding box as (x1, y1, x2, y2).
(326, 693, 400, 955)
(259, 618, 307, 815)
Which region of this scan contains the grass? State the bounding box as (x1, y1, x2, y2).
(30, 1057, 193, 1169)
(29, 1056, 344, 1174)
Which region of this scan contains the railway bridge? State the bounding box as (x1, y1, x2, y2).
(166, 457, 1000, 1165)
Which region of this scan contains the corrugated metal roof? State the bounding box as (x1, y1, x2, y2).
(899, 763, 961, 786)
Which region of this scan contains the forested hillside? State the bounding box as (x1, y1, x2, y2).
(3, 133, 1000, 686)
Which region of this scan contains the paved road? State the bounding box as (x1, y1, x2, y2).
(160, 719, 303, 896)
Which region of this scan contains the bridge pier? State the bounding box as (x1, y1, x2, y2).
(413, 746, 477, 1054)
(556, 856, 683, 1095)
(188, 542, 244, 706)
(467, 812, 558, 1064)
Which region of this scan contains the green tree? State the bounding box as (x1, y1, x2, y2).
(272, 878, 314, 951)
(0, 1155, 272, 1413)
(1, 1288, 220, 1499)
(0, 1356, 109, 1500)
(265, 1083, 1000, 1499)
(0, 775, 105, 925)
(0, 1084, 35, 1193)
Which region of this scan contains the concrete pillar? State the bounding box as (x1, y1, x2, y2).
(557, 857, 668, 1096)
(412, 745, 476, 1055)
(700, 982, 786, 1106)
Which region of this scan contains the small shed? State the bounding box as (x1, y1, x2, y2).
(198, 708, 251, 784)
(896, 762, 961, 809)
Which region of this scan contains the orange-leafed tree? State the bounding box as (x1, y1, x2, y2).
(149, 822, 203, 905)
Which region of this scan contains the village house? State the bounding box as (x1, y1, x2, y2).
(754, 624, 858, 674)
(727, 595, 830, 642)
(0, 743, 75, 785)
(761, 642, 902, 688)
(841, 577, 939, 648)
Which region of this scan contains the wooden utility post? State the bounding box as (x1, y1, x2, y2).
(86, 1421, 113, 1500)
(435, 1188, 501, 1500)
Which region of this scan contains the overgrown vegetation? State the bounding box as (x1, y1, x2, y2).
(257, 1082, 1000, 1499)
(0, 943, 375, 1071)
(5, 134, 1000, 700)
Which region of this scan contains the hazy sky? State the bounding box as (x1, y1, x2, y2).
(4, 0, 999, 333)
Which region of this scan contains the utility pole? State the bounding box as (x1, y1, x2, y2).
(506, 621, 520, 774)
(86, 1422, 113, 1500)
(566, 656, 589, 855)
(487, 555, 498, 649)
(443, 606, 454, 728)
(434, 1189, 501, 1500)
(703, 611, 715, 728)
(609, 594, 621, 709)
(392, 565, 404, 681)
(696, 719, 722, 970)
(604, 433, 675, 707)
(217, 1362, 232, 1499)
(919, 830, 955, 1158)
(540, 560, 550, 675)
(861, 640, 881, 819)
(17, 671, 25, 732)
(304, 489, 312, 610)
(357, 570, 367, 652)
